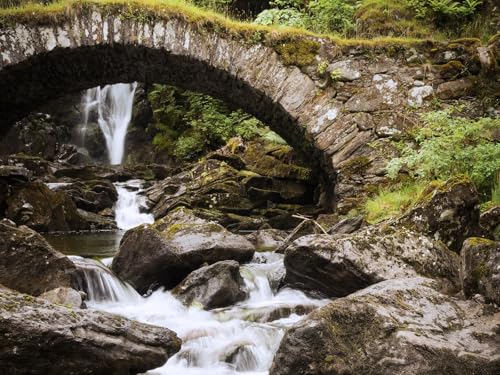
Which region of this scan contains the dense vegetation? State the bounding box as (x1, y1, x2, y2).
(148, 84, 285, 159)
(364, 111, 500, 223)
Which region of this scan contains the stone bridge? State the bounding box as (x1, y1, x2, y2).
(0, 1, 497, 211)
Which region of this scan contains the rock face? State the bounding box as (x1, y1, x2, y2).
(270, 278, 500, 375)
(284, 225, 460, 297)
(172, 260, 247, 309)
(399, 177, 481, 252)
(461, 237, 500, 305)
(112, 208, 255, 293)
(0, 221, 78, 296)
(0, 288, 181, 375)
(5, 181, 87, 232)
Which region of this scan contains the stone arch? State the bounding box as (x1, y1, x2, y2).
(0, 4, 337, 206)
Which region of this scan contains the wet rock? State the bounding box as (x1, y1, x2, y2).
(284, 225, 460, 297)
(480, 205, 500, 240)
(0, 288, 181, 375)
(0, 113, 69, 161)
(0, 222, 78, 296)
(246, 229, 286, 252)
(328, 215, 365, 235)
(436, 77, 476, 99)
(57, 179, 118, 213)
(172, 260, 247, 309)
(461, 237, 500, 305)
(0, 165, 31, 182)
(56, 144, 94, 165)
(398, 177, 481, 252)
(5, 181, 88, 232)
(112, 207, 255, 293)
(270, 277, 500, 375)
(76, 209, 117, 230)
(39, 287, 83, 308)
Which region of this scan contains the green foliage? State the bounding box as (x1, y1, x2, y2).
(0, 0, 52, 8)
(386, 111, 500, 194)
(307, 0, 355, 35)
(364, 182, 426, 223)
(149, 84, 272, 159)
(254, 8, 308, 28)
(408, 0, 483, 20)
(254, 0, 355, 36)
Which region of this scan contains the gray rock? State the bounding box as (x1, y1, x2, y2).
(436, 78, 476, 99)
(328, 215, 365, 235)
(480, 205, 500, 240)
(327, 61, 361, 81)
(270, 277, 500, 375)
(284, 225, 460, 297)
(39, 287, 83, 308)
(398, 177, 481, 252)
(112, 207, 255, 293)
(0, 287, 181, 375)
(407, 85, 433, 106)
(172, 260, 247, 309)
(461, 237, 500, 305)
(246, 229, 287, 252)
(0, 222, 78, 296)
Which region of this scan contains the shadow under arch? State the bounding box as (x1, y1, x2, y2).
(0, 44, 336, 208)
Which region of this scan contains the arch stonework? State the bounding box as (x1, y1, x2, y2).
(0, 3, 496, 211)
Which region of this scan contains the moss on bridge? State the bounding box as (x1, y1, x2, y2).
(0, 0, 436, 51)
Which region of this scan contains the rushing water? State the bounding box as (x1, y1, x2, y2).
(114, 180, 155, 230)
(81, 82, 137, 164)
(73, 251, 328, 375)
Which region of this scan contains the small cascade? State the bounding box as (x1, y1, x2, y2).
(89, 251, 329, 374)
(70, 256, 141, 304)
(114, 180, 154, 230)
(81, 82, 137, 164)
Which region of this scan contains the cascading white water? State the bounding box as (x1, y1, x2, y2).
(70, 256, 141, 303)
(88, 252, 329, 374)
(114, 180, 154, 230)
(81, 82, 137, 164)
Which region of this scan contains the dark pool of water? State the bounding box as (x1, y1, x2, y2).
(44, 231, 124, 258)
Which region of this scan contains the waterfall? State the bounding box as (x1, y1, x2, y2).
(114, 180, 154, 230)
(81, 82, 137, 165)
(70, 256, 141, 304)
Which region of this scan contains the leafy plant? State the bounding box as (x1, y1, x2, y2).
(148, 84, 279, 159)
(386, 110, 500, 195)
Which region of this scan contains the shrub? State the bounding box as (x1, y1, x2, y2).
(386, 110, 500, 195)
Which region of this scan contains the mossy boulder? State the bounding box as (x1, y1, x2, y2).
(398, 177, 481, 252)
(283, 224, 460, 297)
(112, 207, 255, 293)
(0, 287, 181, 375)
(480, 205, 500, 240)
(0, 221, 78, 296)
(270, 277, 500, 375)
(461, 237, 500, 305)
(5, 181, 89, 232)
(172, 260, 247, 309)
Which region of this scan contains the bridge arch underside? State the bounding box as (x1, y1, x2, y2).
(0, 44, 336, 207)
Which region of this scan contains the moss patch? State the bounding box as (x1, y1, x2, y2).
(274, 38, 320, 67)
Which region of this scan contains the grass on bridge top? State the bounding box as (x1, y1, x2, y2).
(0, 0, 441, 48)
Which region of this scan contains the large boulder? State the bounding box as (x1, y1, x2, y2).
(172, 260, 248, 309)
(112, 207, 255, 293)
(284, 225, 460, 297)
(0, 287, 181, 375)
(398, 177, 481, 252)
(270, 277, 500, 375)
(0, 221, 78, 296)
(5, 181, 88, 232)
(461, 237, 500, 305)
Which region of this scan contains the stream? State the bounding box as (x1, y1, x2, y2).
(45, 82, 329, 374)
